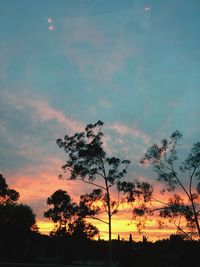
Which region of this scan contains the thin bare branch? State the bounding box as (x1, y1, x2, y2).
(76, 178, 106, 191)
(87, 216, 109, 225)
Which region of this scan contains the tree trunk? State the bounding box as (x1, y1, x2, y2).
(102, 159, 113, 266)
(189, 173, 200, 239)
(108, 212, 112, 265)
(105, 178, 112, 265)
(190, 199, 200, 238)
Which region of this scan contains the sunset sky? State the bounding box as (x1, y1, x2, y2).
(0, 0, 200, 241)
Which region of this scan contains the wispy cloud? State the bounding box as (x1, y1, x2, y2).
(108, 122, 151, 145)
(63, 16, 105, 46)
(62, 15, 137, 81)
(99, 97, 113, 109)
(6, 156, 92, 219)
(2, 91, 83, 133)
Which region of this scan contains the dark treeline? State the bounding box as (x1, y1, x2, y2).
(0, 230, 199, 267)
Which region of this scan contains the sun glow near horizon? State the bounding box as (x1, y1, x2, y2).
(37, 216, 178, 242)
(37, 199, 180, 242)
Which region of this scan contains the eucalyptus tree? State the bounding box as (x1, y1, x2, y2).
(56, 120, 132, 263)
(139, 131, 200, 239)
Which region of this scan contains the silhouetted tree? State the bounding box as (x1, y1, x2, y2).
(0, 173, 19, 205)
(44, 189, 77, 236)
(0, 174, 36, 232)
(0, 203, 37, 232)
(44, 189, 99, 239)
(0, 174, 37, 260)
(142, 235, 147, 243)
(129, 234, 133, 243)
(118, 234, 120, 241)
(69, 218, 99, 240)
(56, 120, 131, 263)
(140, 131, 200, 239)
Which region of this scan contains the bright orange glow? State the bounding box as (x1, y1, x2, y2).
(7, 167, 191, 242)
(37, 220, 55, 234)
(37, 197, 182, 242)
(37, 216, 178, 242)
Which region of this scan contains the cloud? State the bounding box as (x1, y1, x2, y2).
(62, 16, 137, 81)
(2, 91, 83, 134)
(30, 99, 83, 132)
(6, 156, 93, 219)
(0, 91, 85, 174)
(99, 97, 113, 109)
(63, 16, 105, 47)
(108, 122, 150, 145)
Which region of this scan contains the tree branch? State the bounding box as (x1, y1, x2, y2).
(76, 178, 106, 191)
(173, 222, 192, 240)
(87, 216, 109, 225)
(189, 166, 197, 197)
(151, 196, 169, 206)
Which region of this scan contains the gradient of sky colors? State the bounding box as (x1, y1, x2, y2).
(0, 0, 200, 241)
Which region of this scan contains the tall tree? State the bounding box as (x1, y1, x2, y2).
(56, 121, 131, 263)
(140, 131, 200, 239)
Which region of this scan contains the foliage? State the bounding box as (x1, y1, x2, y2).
(0, 173, 19, 205)
(140, 131, 200, 239)
(44, 189, 77, 234)
(0, 174, 37, 233)
(0, 174, 38, 261)
(68, 218, 99, 240)
(44, 189, 99, 239)
(56, 121, 133, 263)
(56, 120, 155, 263)
(0, 174, 37, 232)
(0, 203, 37, 232)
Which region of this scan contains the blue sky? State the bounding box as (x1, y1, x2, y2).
(0, 0, 200, 238)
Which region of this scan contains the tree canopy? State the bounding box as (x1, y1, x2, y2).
(0, 174, 37, 234)
(0, 173, 19, 205)
(56, 120, 153, 263)
(139, 131, 200, 239)
(44, 189, 99, 239)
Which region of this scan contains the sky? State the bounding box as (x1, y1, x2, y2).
(0, 0, 200, 241)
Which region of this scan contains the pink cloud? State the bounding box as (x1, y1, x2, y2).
(108, 122, 150, 145)
(29, 99, 83, 133)
(5, 156, 94, 220)
(3, 91, 83, 134)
